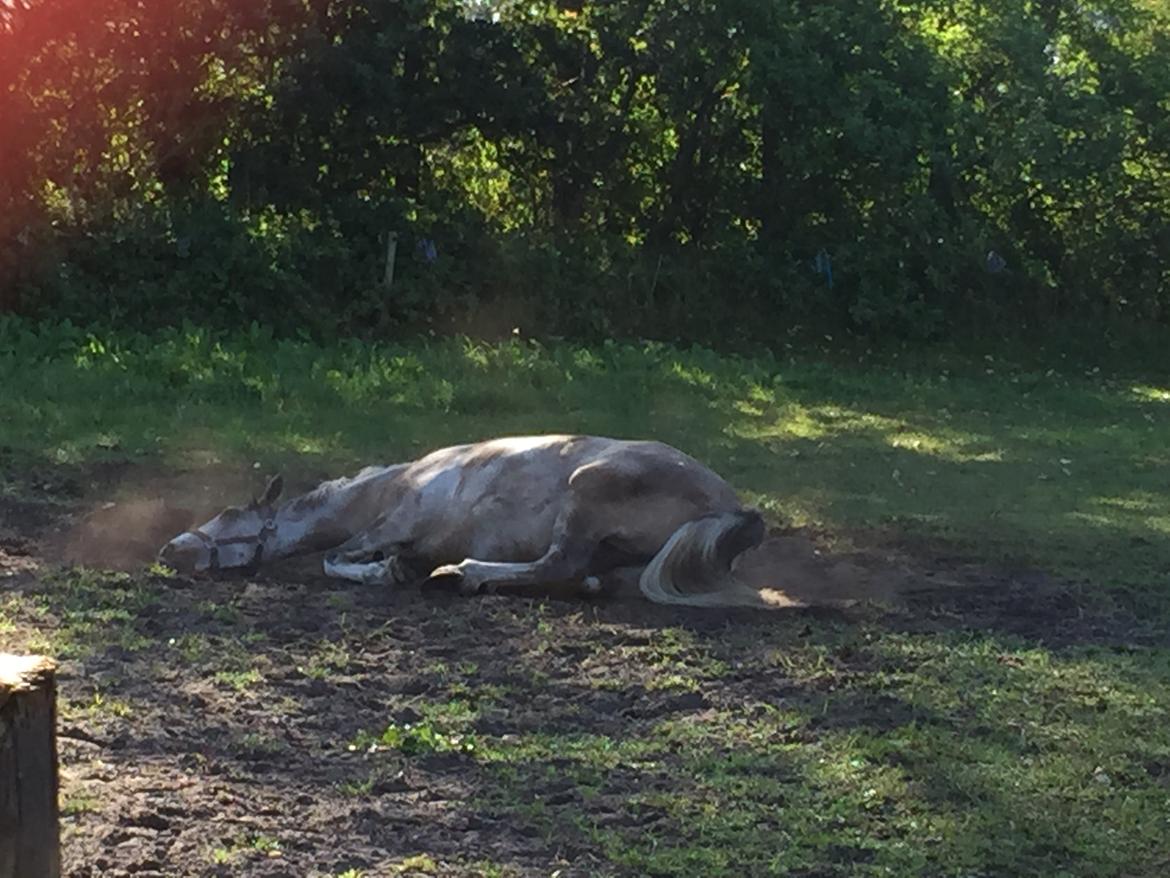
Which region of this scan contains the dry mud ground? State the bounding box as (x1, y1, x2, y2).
(0, 460, 1150, 877)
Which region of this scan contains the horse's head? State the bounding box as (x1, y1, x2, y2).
(158, 475, 284, 574)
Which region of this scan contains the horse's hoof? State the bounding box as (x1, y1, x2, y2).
(423, 565, 466, 593)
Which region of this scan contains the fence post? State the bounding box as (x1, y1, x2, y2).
(0, 654, 61, 878)
(384, 230, 399, 288)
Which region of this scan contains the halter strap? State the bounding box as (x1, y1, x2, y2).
(188, 519, 277, 572)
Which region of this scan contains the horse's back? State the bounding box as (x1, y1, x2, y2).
(401, 435, 591, 558)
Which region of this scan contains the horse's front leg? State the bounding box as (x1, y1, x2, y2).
(323, 552, 417, 586)
(322, 523, 419, 586)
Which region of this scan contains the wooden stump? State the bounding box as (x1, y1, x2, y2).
(0, 654, 61, 878)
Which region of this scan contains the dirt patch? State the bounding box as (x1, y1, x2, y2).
(1, 458, 1159, 877)
(734, 534, 967, 608)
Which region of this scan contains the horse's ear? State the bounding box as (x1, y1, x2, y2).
(259, 474, 284, 506)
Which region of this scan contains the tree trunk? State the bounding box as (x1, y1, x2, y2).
(0, 654, 60, 878)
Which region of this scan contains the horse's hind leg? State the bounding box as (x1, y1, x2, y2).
(427, 540, 594, 596)
(427, 508, 596, 596)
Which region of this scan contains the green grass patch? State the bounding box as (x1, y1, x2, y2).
(469, 627, 1170, 877)
(2, 319, 1167, 594)
(213, 667, 264, 691)
(350, 699, 480, 757)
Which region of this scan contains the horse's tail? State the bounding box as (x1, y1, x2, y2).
(638, 509, 771, 608)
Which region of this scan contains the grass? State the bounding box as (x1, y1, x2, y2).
(298, 637, 355, 680)
(210, 833, 283, 865)
(1, 318, 1166, 593)
(2, 319, 1169, 876)
(459, 624, 1170, 877)
(213, 667, 264, 690)
(59, 793, 100, 817)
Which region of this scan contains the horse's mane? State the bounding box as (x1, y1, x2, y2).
(287, 464, 401, 514)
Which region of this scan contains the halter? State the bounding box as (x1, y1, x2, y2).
(188, 518, 277, 572)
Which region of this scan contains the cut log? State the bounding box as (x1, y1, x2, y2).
(0, 654, 60, 878)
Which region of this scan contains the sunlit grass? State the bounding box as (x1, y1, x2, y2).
(1131, 384, 1170, 403)
(465, 627, 1170, 878)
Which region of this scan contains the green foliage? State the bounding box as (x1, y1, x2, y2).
(2, 0, 1168, 340)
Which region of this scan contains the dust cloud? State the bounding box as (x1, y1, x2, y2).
(51, 465, 266, 571)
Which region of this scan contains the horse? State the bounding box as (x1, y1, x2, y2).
(158, 434, 770, 608)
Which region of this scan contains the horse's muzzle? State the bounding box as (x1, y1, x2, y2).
(157, 533, 205, 572)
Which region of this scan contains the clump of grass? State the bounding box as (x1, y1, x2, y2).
(392, 854, 439, 874)
(82, 690, 133, 718)
(350, 719, 477, 757)
(210, 833, 282, 864)
(350, 699, 479, 757)
(60, 793, 100, 816)
(213, 668, 263, 690)
(297, 638, 353, 680)
(235, 731, 289, 758)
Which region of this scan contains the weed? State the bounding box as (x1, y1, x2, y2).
(350, 719, 477, 757)
(210, 833, 282, 864)
(392, 854, 438, 874)
(236, 732, 289, 758)
(83, 690, 133, 718)
(60, 794, 99, 816)
(350, 699, 479, 757)
(298, 638, 353, 680)
(214, 668, 263, 691)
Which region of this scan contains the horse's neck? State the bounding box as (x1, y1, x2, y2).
(270, 464, 406, 558)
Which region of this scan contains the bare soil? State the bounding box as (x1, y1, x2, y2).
(0, 458, 1151, 877)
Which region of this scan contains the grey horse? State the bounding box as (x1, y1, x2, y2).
(159, 435, 768, 607)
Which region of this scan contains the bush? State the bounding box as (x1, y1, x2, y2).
(2, 0, 1168, 342)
